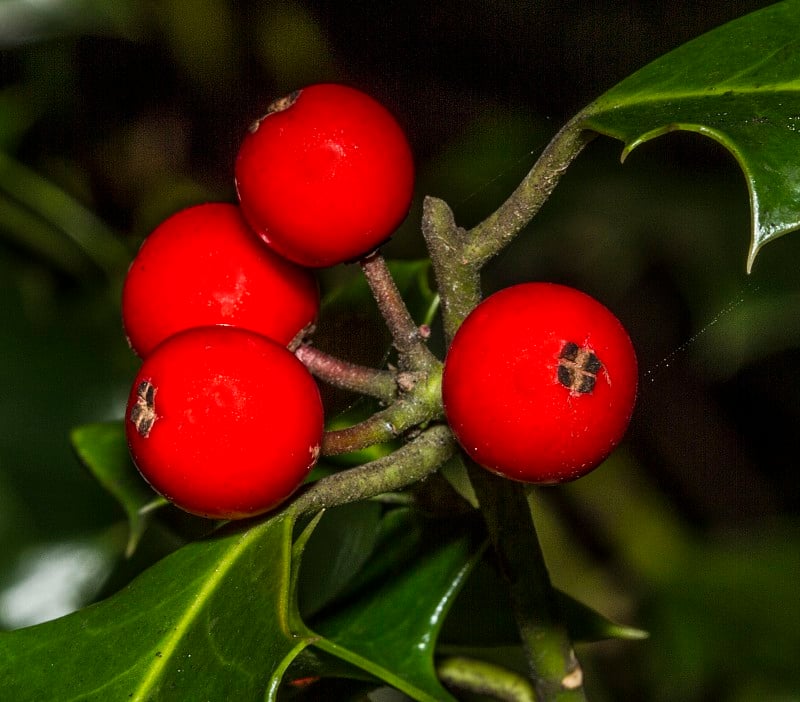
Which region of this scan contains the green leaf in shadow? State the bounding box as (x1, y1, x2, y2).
(581, 0, 800, 271)
(295, 502, 383, 619)
(439, 453, 479, 509)
(441, 553, 647, 648)
(0, 151, 130, 278)
(321, 258, 437, 327)
(642, 521, 800, 699)
(0, 515, 307, 701)
(555, 590, 649, 643)
(389, 258, 439, 328)
(303, 516, 487, 702)
(315, 258, 439, 449)
(70, 421, 164, 557)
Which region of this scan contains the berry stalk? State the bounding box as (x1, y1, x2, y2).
(360, 252, 439, 371)
(291, 424, 456, 515)
(295, 343, 398, 403)
(320, 364, 443, 456)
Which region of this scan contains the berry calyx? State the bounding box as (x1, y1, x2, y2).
(442, 283, 638, 484)
(235, 83, 415, 268)
(122, 203, 319, 358)
(125, 326, 324, 519)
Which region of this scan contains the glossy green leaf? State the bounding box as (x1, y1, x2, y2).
(259, 512, 378, 701)
(307, 517, 486, 702)
(275, 509, 430, 696)
(0, 515, 310, 701)
(71, 422, 163, 557)
(280, 645, 377, 690)
(581, 0, 800, 271)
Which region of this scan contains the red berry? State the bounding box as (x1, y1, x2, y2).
(125, 326, 324, 519)
(442, 283, 638, 484)
(235, 83, 414, 268)
(122, 203, 319, 358)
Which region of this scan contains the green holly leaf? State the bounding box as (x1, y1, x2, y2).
(71, 421, 165, 557)
(581, 0, 800, 271)
(439, 453, 479, 509)
(0, 514, 311, 701)
(302, 515, 487, 702)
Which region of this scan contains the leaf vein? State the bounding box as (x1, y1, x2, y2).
(128, 524, 269, 701)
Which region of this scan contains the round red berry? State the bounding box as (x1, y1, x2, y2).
(122, 203, 319, 358)
(442, 283, 638, 484)
(235, 83, 414, 268)
(125, 326, 324, 519)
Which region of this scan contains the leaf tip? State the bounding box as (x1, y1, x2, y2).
(746, 241, 760, 274)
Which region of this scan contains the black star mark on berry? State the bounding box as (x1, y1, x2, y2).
(557, 342, 602, 394)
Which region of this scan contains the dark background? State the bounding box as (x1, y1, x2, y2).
(0, 2, 797, 700)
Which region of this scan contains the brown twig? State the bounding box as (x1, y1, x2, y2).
(295, 344, 397, 403)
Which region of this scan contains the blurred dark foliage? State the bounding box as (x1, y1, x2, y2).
(0, 2, 797, 700)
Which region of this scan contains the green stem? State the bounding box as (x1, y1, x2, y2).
(467, 462, 586, 702)
(421, 195, 481, 345)
(321, 403, 408, 456)
(321, 362, 443, 456)
(437, 656, 538, 702)
(422, 118, 594, 344)
(292, 424, 456, 515)
(295, 343, 397, 403)
(465, 118, 594, 266)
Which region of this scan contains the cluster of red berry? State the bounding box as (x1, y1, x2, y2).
(121, 82, 638, 521)
(122, 84, 414, 519)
